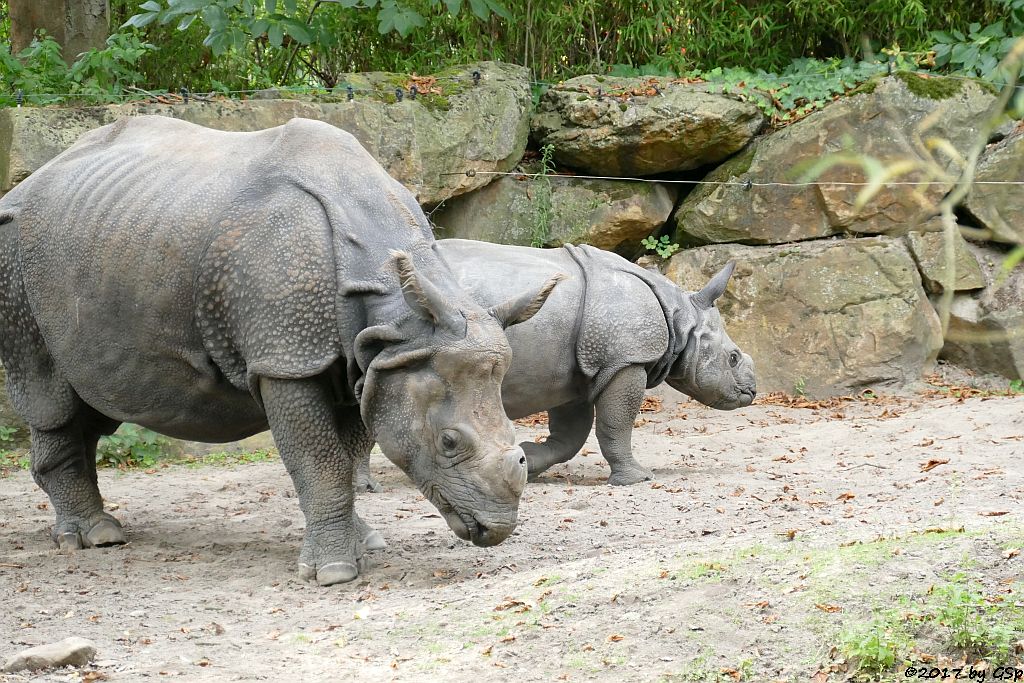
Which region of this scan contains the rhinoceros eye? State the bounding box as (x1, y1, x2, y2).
(729, 351, 740, 368)
(440, 429, 460, 455)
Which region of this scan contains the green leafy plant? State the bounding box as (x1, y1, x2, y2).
(931, 0, 1024, 82)
(839, 612, 915, 676)
(929, 573, 1022, 660)
(0, 30, 156, 106)
(530, 143, 556, 248)
(1010, 379, 1024, 394)
(96, 424, 169, 469)
(0, 31, 72, 105)
(640, 234, 680, 259)
(0, 425, 18, 443)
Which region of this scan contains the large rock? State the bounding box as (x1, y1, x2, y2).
(3, 637, 96, 672)
(431, 173, 676, 253)
(664, 237, 943, 396)
(903, 220, 985, 293)
(531, 76, 764, 176)
(0, 62, 529, 206)
(674, 74, 999, 245)
(962, 127, 1024, 245)
(940, 243, 1024, 380)
(0, 368, 30, 449)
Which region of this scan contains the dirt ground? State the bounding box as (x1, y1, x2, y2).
(1, 379, 1023, 682)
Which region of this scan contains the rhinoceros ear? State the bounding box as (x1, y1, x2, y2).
(392, 251, 462, 331)
(489, 273, 566, 329)
(692, 261, 735, 310)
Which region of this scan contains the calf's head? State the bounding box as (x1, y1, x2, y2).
(666, 261, 757, 410)
(355, 252, 563, 547)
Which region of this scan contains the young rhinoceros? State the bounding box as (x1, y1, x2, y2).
(358, 239, 755, 489)
(0, 116, 562, 586)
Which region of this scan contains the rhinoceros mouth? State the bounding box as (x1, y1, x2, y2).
(434, 493, 510, 547)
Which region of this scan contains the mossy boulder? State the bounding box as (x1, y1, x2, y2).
(674, 75, 999, 245)
(431, 174, 677, 253)
(531, 76, 764, 176)
(962, 127, 1024, 245)
(0, 61, 530, 206)
(664, 237, 943, 396)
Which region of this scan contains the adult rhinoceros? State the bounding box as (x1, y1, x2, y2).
(358, 239, 755, 490)
(0, 116, 561, 586)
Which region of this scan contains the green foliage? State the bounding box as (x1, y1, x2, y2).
(929, 573, 1023, 660)
(0, 30, 156, 106)
(530, 143, 556, 248)
(0, 449, 30, 473)
(1010, 379, 1024, 394)
(703, 57, 900, 125)
(640, 234, 679, 259)
(0, 425, 18, 442)
(0, 32, 72, 105)
(839, 573, 1024, 678)
(181, 448, 278, 467)
(839, 612, 914, 675)
(96, 424, 169, 469)
(931, 0, 1024, 83)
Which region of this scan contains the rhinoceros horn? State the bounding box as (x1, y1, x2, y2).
(692, 261, 736, 310)
(488, 272, 568, 329)
(392, 250, 463, 331)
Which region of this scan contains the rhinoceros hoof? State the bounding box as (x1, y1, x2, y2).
(363, 529, 387, 552)
(54, 516, 127, 549)
(298, 559, 363, 586)
(607, 465, 655, 486)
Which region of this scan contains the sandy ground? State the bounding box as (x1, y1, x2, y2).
(1, 384, 1023, 682)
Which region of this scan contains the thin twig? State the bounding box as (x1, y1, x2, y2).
(936, 37, 1024, 336)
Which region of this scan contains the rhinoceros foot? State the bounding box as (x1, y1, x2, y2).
(606, 464, 655, 486)
(355, 472, 383, 494)
(53, 514, 126, 550)
(296, 525, 369, 586)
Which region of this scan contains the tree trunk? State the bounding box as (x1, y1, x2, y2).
(9, 0, 110, 59)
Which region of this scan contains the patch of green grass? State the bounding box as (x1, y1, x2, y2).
(837, 571, 1024, 679)
(179, 448, 279, 468)
(0, 449, 30, 473)
(661, 647, 743, 682)
(672, 560, 729, 583)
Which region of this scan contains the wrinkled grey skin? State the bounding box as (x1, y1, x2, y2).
(0, 117, 561, 586)
(357, 240, 755, 492)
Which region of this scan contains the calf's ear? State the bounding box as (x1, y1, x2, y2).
(692, 261, 735, 310)
(392, 250, 463, 332)
(489, 273, 567, 329)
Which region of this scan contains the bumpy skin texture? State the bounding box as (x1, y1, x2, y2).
(357, 240, 756, 490)
(0, 116, 559, 585)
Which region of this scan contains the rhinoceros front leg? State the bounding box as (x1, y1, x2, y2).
(31, 415, 127, 549)
(522, 401, 595, 480)
(260, 376, 383, 586)
(595, 365, 654, 486)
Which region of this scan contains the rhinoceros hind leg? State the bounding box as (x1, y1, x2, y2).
(522, 401, 595, 480)
(261, 376, 371, 586)
(31, 412, 126, 549)
(596, 365, 654, 486)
